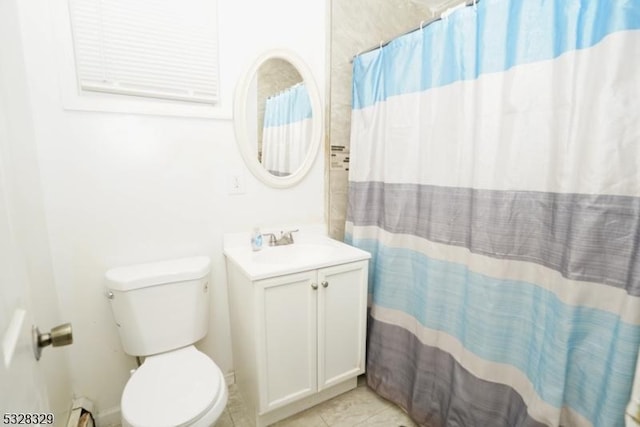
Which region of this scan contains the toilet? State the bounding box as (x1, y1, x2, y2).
(105, 256, 227, 427)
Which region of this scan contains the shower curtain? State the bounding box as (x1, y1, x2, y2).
(262, 83, 312, 176)
(346, 1, 640, 426)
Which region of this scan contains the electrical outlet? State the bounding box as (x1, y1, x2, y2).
(228, 173, 246, 195)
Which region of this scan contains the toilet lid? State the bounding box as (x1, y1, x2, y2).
(122, 346, 223, 427)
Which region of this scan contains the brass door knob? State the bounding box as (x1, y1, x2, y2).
(32, 323, 73, 361)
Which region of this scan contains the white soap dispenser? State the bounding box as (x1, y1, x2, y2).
(251, 227, 263, 251)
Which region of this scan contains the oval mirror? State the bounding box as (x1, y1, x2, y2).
(234, 49, 323, 188)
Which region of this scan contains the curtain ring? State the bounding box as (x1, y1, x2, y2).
(420, 20, 426, 30)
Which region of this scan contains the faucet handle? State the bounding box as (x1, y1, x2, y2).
(283, 229, 299, 242)
(262, 233, 277, 246)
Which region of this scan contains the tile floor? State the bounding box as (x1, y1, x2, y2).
(215, 376, 418, 427)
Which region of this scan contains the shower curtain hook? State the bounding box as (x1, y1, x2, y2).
(441, 7, 450, 21)
(420, 20, 426, 31)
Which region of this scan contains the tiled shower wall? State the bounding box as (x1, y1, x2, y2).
(327, 0, 434, 239)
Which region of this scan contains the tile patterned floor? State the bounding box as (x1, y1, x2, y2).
(215, 376, 418, 427)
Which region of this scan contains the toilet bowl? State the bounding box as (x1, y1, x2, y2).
(105, 256, 227, 427)
(121, 346, 227, 427)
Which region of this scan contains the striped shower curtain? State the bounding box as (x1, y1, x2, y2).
(262, 83, 313, 176)
(346, 1, 640, 426)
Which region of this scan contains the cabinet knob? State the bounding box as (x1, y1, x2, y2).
(321, 281, 329, 288)
(311, 283, 318, 290)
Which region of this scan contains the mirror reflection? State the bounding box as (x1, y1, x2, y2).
(246, 58, 312, 177)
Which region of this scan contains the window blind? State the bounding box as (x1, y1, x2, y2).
(68, 0, 219, 104)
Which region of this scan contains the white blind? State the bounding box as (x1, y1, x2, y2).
(68, 0, 219, 104)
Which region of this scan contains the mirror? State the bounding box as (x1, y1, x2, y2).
(234, 49, 323, 188)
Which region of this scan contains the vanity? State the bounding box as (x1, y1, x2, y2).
(227, 46, 366, 425)
(224, 227, 370, 426)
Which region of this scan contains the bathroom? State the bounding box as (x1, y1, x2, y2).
(1, 0, 638, 426)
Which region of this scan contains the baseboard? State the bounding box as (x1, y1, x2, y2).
(224, 371, 236, 386)
(66, 397, 96, 427)
(93, 406, 121, 427)
(66, 407, 81, 427)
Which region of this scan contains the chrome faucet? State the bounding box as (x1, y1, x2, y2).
(263, 229, 299, 246)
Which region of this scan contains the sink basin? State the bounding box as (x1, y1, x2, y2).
(251, 243, 336, 265)
(223, 233, 371, 280)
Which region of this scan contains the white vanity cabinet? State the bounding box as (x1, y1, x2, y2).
(224, 233, 370, 427)
(259, 261, 368, 411)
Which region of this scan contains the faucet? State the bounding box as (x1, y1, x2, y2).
(263, 229, 299, 246)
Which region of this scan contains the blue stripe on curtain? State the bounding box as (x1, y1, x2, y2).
(350, 236, 640, 424)
(263, 83, 312, 127)
(353, 0, 640, 110)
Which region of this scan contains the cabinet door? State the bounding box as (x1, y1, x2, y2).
(317, 261, 368, 390)
(258, 271, 318, 413)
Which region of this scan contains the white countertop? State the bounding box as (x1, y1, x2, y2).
(223, 226, 371, 281)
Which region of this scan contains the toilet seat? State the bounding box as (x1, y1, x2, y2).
(121, 346, 225, 427)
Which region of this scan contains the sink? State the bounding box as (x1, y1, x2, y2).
(223, 231, 371, 280)
(251, 243, 336, 265)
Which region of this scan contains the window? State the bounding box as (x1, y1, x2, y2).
(68, 0, 219, 105)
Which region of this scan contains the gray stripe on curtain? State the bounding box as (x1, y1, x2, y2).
(367, 316, 546, 427)
(348, 182, 640, 296)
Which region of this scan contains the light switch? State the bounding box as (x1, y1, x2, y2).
(228, 173, 246, 195)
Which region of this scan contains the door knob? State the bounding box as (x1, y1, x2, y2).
(32, 323, 73, 361)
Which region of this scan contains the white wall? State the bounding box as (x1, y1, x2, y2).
(14, 0, 326, 421)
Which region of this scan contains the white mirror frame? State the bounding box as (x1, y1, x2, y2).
(233, 49, 323, 188)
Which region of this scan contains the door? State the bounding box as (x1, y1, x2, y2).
(317, 261, 368, 390)
(0, 1, 71, 421)
(258, 270, 317, 413)
(0, 138, 50, 416)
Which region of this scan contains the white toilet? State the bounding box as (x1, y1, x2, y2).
(105, 256, 227, 427)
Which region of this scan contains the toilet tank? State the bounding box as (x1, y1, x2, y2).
(105, 256, 211, 356)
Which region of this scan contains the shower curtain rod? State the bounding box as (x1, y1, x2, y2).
(350, 0, 479, 63)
